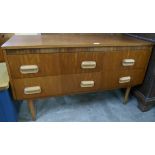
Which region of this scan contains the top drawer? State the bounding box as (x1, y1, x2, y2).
(6, 48, 151, 79)
(102, 49, 151, 70)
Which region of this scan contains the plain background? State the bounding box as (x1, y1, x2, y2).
(0, 0, 155, 155)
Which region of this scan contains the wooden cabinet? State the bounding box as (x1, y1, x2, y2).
(0, 36, 5, 62)
(0, 33, 13, 62)
(1, 34, 153, 120)
(0, 49, 3, 62)
(135, 45, 155, 111)
(127, 34, 155, 111)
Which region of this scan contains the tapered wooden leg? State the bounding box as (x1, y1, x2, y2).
(124, 87, 131, 104)
(27, 100, 36, 121)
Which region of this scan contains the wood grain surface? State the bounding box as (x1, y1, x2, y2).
(0, 49, 4, 62)
(3, 34, 153, 101)
(13, 70, 145, 100)
(6, 48, 151, 79)
(0, 33, 14, 61)
(2, 34, 153, 49)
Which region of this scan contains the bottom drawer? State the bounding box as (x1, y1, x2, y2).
(13, 70, 145, 100)
(101, 70, 145, 90)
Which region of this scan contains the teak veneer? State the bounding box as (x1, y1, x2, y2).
(1, 34, 153, 120)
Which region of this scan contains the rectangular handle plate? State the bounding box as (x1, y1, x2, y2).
(122, 59, 135, 66)
(119, 76, 131, 84)
(81, 61, 96, 69)
(24, 86, 41, 95)
(20, 65, 39, 74)
(80, 81, 94, 87)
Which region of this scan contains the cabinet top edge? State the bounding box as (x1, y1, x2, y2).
(1, 33, 153, 49)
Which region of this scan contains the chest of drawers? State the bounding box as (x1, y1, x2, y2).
(1, 34, 153, 120)
(0, 33, 13, 62)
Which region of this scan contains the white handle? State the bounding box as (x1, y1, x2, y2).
(122, 59, 135, 66)
(81, 61, 96, 69)
(20, 65, 39, 74)
(24, 86, 41, 95)
(119, 76, 131, 83)
(80, 81, 94, 87)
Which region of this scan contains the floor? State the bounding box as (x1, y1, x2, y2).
(19, 90, 155, 122)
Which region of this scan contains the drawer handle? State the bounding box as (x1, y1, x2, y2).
(80, 81, 94, 87)
(119, 76, 131, 83)
(24, 86, 41, 95)
(122, 59, 135, 66)
(81, 61, 96, 69)
(20, 65, 39, 74)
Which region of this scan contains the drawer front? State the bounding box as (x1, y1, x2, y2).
(7, 53, 61, 78)
(60, 52, 102, 74)
(101, 70, 145, 90)
(102, 50, 151, 70)
(13, 73, 102, 100)
(61, 73, 102, 94)
(7, 52, 102, 78)
(7, 48, 151, 79)
(13, 76, 62, 100)
(13, 70, 145, 100)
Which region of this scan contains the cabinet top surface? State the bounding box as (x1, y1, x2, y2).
(1, 34, 153, 49)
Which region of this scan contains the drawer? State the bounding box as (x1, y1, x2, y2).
(7, 48, 151, 79)
(7, 52, 102, 78)
(61, 72, 102, 94)
(101, 69, 145, 90)
(7, 53, 61, 78)
(13, 73, 102, 100)
(13, 69, 145, 100)
(102, 50, 151, 70)
(13, 75, 62, 100)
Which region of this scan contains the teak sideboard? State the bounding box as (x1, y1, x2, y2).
(1, 34, 153, 120)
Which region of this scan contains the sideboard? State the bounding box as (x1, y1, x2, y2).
(1, 34, 153, 120)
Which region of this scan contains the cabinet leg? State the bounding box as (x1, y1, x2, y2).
(123, 87, 131, 104)
(27, 100, 36, 121)
(138, 102, 151, 112)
